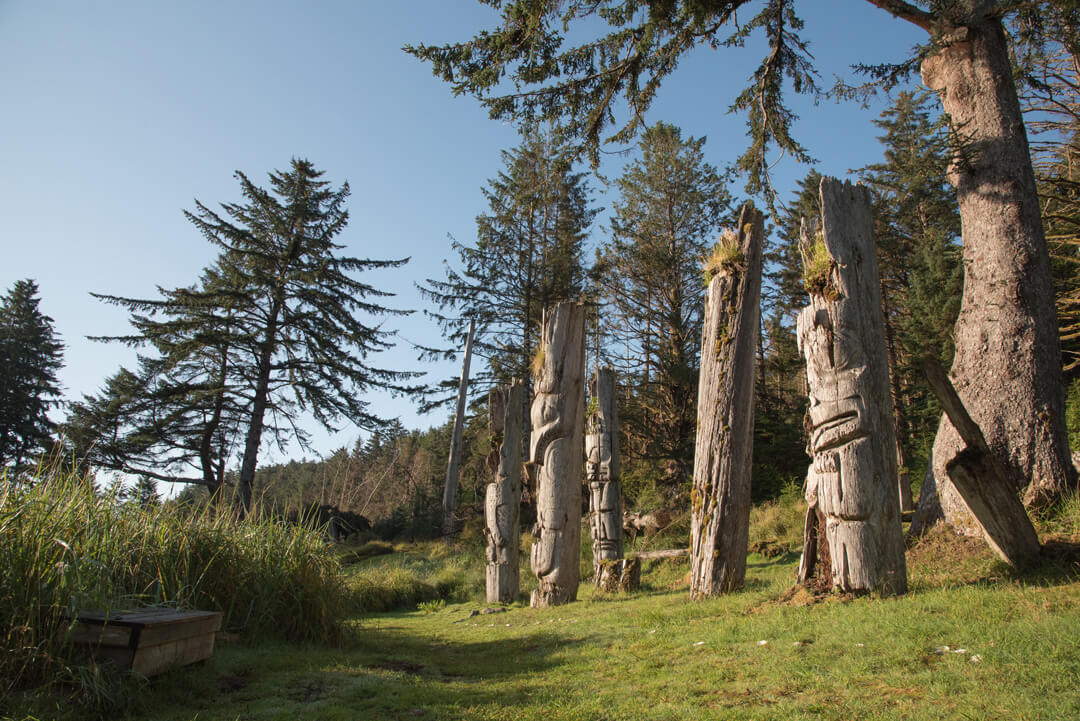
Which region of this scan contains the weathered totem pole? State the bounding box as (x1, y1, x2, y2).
(529, 302, 586, 608)
(688, 202, 764, 598)
(484, 378, 524, 603)
(796, 177, 907, 596)
(587, 367, 635, 590)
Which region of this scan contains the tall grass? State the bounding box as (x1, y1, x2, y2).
(1, 468, 348, 698)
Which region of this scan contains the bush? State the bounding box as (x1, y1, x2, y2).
(1, 468, 348, 699)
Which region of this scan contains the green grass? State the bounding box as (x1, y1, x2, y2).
(8, 487, 1080, 720)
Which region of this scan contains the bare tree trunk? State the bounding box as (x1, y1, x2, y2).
(586, 367, 623, 577)
(529, 302, 586, 607)
(442, 318, 475, 539)
(918, 9, 1076, 530)
(689, 203, 764, 597)
(485, 378, 524, 603)
(796, 178, 907, 596)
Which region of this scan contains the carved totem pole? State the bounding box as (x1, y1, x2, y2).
(484, 378, 524, 603)
(529, 302, 586, 607)
(587, 367, 633, 589)
(796, 177, 907, 596)
(688, 202, 764, 598)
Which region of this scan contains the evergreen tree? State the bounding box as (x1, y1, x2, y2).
(598, 122, 730, 493)
(77, 159, 415, 510)
(0, 279, 64, 471)
(418, 129, 597, 406)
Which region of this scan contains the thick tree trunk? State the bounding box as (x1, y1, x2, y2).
(238, 304, 281, 514)
(529, 302, 586, 608)
(485, 378, 524, 603)
(688, 203, 763, 597)
(586, 366, 623, 576)
(443, 318, 476, 538)
(918, 11, 1076, 530)
(796, 178, 907, 596)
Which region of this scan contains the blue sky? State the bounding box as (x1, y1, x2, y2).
(0, 1, 926, 466)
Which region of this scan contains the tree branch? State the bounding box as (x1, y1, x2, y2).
(863, 0, 934, 33)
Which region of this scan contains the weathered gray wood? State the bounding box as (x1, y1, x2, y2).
(796, 177, 907, 596)
(442, 318, 476, 538)
(688, 203, 764, 597)
(595, 557, 640, 592)
(529, 302, 586, 608)
(922, 357, 1041, 568)
(634, 548, 688, 560)
(484, 378, 524, 602)
(586, 366, 623, 576)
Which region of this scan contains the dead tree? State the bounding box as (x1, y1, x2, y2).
(796, 177, 907, 596)
(688, 203, 764, 597)
(529, 302, 586, 607)
(922, 357, 1040, 569)
(484, 378, 525, 602)
(442, 318, 475, 538)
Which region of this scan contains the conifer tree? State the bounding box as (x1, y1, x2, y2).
(598, 122, 730, 493)
(75, 160, 415, 510)
(418, 129, 597, 407)
(0, 279, 64, 471)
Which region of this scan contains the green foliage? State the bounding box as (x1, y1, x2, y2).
(417, 129, 597, 409)
(70, 159, 416, 508)
(799, 231, 835, 297)
(345, 545, 481, 614)
(1067, 378, 1080, 450)
(0, 465, 349, 702)
(0, 279, 64, 473)
(702, 230, 745, 282)
(598, 123, 731, 492)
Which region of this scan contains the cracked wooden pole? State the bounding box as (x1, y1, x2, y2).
(529, 302, 586, 608)
(485, 378, 524, 602)
(442, 318, 475, 539)
(587, 367, 631, 589)
(922, 357, 1041, 569)
(796, 177, 907, 596)
(688, 202, 764, 598)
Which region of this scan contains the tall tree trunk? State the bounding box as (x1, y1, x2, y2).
(237, 302, 281, 513)
(689, 203, 764, 597)
(796, 178, 907, 596)
(529, 302, 586, 607)
(919, 12, 1076, 530)
(443, 318, 476, 538)
(485, 378, 524, 602)
(880, 287, 914, 512)
(586, 367, 623, 574)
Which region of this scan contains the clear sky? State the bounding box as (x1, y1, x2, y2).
(0, 1, 926, 467)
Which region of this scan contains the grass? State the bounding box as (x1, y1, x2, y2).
(7, 487, 1080, 720)
(702, 228, 744, 284)
(1, 468, 349, 706)
(801, 230, 837, 298)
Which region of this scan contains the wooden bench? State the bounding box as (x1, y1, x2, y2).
(69, 609, 223, 677)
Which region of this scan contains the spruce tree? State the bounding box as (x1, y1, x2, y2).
(75, 159, 415, 510)
(598, 122, 730, 493)
(418, 129, 597, 407)
(0, 280, 64, 471)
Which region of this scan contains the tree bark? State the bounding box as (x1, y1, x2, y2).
(922, 357, 1041, 568)
(586, 366, 623, 576)
(796, 178, 907, 596)
(688, 203, 763, 597)
(443, 318, 476, 539)
(529, 302, 586, 607)
(917, 8, 1076, 530)
(485, 378, 524, 603)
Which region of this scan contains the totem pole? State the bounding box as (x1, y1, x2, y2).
(796, 177, 907, 596)
(484, 378, 524, 603)
(529, 302, 586, 607)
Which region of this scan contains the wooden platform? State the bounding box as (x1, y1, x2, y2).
(69, 608, 223, 677)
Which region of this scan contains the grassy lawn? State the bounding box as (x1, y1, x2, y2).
(33, 536, 1080, 721)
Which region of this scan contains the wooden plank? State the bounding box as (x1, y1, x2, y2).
(137, 614, 222, 647)
(69, 623, 132, 646)
(131, 632, 216, 677)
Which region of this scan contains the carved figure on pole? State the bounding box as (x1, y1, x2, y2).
(688, 202, 764, 597)
(529, 302, 586, 608)
(484, 378, 524, 603)
(796, 177, 907, 596)
(587, 366, 635, 589)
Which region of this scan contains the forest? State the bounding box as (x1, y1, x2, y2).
(4, 1, 1080, 720)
